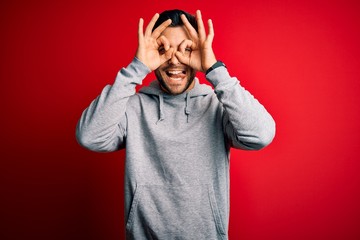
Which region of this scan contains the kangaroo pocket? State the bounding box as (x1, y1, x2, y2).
(126, 184, 226, 240)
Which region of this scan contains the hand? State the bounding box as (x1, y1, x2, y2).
(136, 13, 174, 71)
(175, 10, 217, 72)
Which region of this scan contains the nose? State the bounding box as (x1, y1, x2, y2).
(168, 52, 180, 65)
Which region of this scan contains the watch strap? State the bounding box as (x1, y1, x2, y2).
(205, 61, 226, 75)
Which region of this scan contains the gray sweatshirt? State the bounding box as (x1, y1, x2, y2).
(76, 58, 275, 239)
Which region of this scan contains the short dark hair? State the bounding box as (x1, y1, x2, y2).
(152, 9, 198, 32)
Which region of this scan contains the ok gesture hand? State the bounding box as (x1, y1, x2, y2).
(136, 13, 174, 71)
(175, 10, 217, 73)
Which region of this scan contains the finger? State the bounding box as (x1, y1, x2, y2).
(178, 39, 193, 54)
(152, 19, 172, 39)
(175, 51, 190, 66)
(180, 14, 198, 39)
(160, 47, 175, 63)
(196, 10, 206, 41)
(207, 19, 214, 42)
(156, 35, 170, 51)
(144, 13, 160, 37)
(138, 18, 144, 41)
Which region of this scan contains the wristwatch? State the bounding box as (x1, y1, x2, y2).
(205, 61, 226, 75)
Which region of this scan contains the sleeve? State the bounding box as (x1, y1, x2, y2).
(206, 66, 276, 150)
(76, 58, 151, 152)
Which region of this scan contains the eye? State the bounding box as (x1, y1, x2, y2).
(184, 48, 192, 56)
(158, 46, 165, 54)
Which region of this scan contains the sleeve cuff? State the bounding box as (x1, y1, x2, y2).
(125, 57, 152, 77)
(205, 66, 231, 87)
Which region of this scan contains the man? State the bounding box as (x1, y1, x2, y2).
(76, 9, 275, 240)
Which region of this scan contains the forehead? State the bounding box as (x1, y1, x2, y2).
(160, 26, 190, 46)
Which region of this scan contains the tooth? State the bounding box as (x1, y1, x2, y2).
(168, 70, 181, 74)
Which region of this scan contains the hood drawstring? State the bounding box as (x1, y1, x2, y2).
(156, 93, 192, 124)
(185, 93, 191, 123)
(156, 93, 165, 124)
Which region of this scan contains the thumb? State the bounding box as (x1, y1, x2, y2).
(160, 47, 175, 64)
(175, 51, 190, 66)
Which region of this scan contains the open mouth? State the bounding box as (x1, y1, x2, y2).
(166, 70, 186, 80)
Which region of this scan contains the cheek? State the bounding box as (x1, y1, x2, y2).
(187, 69, 196, 79)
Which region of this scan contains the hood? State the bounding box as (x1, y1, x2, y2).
(139, 78, 214, 123)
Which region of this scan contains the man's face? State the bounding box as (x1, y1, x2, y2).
(155, 26, 196, 95)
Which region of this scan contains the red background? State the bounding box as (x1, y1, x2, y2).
(1, 0, 360, 239)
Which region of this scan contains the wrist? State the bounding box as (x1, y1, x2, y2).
(131, 57, 152, 76)
(205, 61, 226, 75)
(204, 59, 217, 72)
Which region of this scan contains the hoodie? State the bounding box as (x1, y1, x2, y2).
(76, 58, 275, 239)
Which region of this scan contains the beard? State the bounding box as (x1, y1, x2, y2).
(155, 66, 196, 95)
